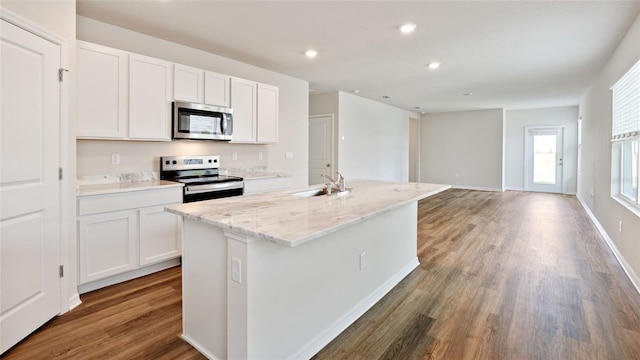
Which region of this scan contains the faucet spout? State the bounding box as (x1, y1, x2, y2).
(321, 172, 346, 194)
(335, 171, 345, 192)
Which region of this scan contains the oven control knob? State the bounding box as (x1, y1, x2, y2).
(172, 160, 177, 165)
(165, 160, 170, 165)
(208, 159, 212, 163)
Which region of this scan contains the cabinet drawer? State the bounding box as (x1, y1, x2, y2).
(78, 187, 182, 216)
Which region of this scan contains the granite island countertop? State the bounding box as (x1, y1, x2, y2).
(165, 179, 450, 247)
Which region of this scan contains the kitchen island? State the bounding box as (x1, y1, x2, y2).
(165, 180, 449, 360)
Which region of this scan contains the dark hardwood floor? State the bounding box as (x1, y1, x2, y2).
(4, 189, 640, 359)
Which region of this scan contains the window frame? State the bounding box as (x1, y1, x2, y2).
(618, 138, 639, 208)
(610, 58, 640, 215)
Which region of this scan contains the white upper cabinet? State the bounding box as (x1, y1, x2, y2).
(257, 83, 279, 143)
(174, 64, 230, 107)
(174, 64, 204, 103)
(77, 41, 128, 139)
(231, 78, 279, 144)
(204, 71, 231, 107)
(129, 54, 173, 141)
(230, 77, 257, 143)
(76, 41, 173, 141)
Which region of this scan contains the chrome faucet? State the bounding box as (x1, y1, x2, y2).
(321, 171, 346, 194)
(336, 171, 345, 192)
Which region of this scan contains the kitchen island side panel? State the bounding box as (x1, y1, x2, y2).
(181, 219, 227, 360)
(228, 202, 419, 359)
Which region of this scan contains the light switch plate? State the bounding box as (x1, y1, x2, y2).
(285, 152, 294, 160)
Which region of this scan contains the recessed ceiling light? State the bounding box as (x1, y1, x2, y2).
(427, 62, 441, 70)
(352, 90, 360, 94)
(382, 95, 392, 99)
(414, 106, 421, 110)
(400, 23, 417, 34)
(463, 92, 473, 96)
(305, 49, 318, 58)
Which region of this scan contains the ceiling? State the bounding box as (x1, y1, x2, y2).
(76, 1, 640, 113)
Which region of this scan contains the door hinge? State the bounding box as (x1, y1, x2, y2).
(59, 265, 64, 278)
(59, 167, 63, 180)
(58, 68, 69, 82)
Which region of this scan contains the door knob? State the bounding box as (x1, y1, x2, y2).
(326, 164, 330, 167)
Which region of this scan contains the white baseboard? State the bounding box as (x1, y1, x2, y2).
(505, 187, 525, 192)
(181, 334, 220, 360)
(288, 258, 420, 360)
(78, 258, 181, 294)
(577, 195, 640, 296)
(68, 293, 82, 311)
(452, 185, 503, 192)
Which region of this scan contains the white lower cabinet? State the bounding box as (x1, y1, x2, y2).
(77, 187, 182, 292)
(78, 210, 137, 284)
(139, 205, 181, 266)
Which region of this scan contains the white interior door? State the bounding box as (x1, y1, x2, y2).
(1, 19, 62, 353)
(525, 127, 564, 193)
(309, 115, 334, 185)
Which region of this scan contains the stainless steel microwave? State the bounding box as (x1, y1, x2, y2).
(173, 101, 233, 141)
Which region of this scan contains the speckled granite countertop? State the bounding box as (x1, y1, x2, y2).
(165, 180, 450, 247)
(76, 172, 183, 197)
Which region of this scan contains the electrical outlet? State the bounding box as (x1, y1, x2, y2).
(359, 252, 366, 270)
(231, 257, 242, 284)
(232, 152, 238, 161)
(111, 153, 120, 165)
(619, 220, 623, 232)
(285, 152, 294, 160)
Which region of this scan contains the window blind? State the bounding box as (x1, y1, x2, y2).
(611, 58, 640, 141)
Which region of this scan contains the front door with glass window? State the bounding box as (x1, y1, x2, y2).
(525, 127, 564, 193)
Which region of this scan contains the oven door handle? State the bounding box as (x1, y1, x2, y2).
(184, 182, 244, 195)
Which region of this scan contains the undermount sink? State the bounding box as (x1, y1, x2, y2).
(290, 188, 329, 197)
(290, 188, 350, 198)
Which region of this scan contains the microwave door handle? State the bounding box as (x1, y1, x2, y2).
(221, 115, 227, 135)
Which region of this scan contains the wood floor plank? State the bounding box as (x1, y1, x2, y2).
(4, 189, 640, 359)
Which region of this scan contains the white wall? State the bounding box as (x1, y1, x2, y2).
(578, 13, 640, 289)
(504, 106, 579, 193)
(76, 16, 309, 187)
(420, 109, 504, 191)
(310, 92, 418, 182)
(2, 0, 79, 309)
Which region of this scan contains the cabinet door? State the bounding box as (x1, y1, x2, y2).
(257, 83, 279, 143)
(230, 77, 257, 143)
(139, 205, 181, 266)
(129, 54, 173, 141)
(77, 41, 128, 139)
(204, 71, 231, 107)
(78, 210, 137, 284)
(174, 64, 204, 103)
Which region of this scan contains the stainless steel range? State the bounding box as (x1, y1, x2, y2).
(160, 155, 244, 203)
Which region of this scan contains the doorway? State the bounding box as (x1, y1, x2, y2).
(308, 114, 335, 185)
(409, 118, 420, 182)
(524, 126, 564, 193)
